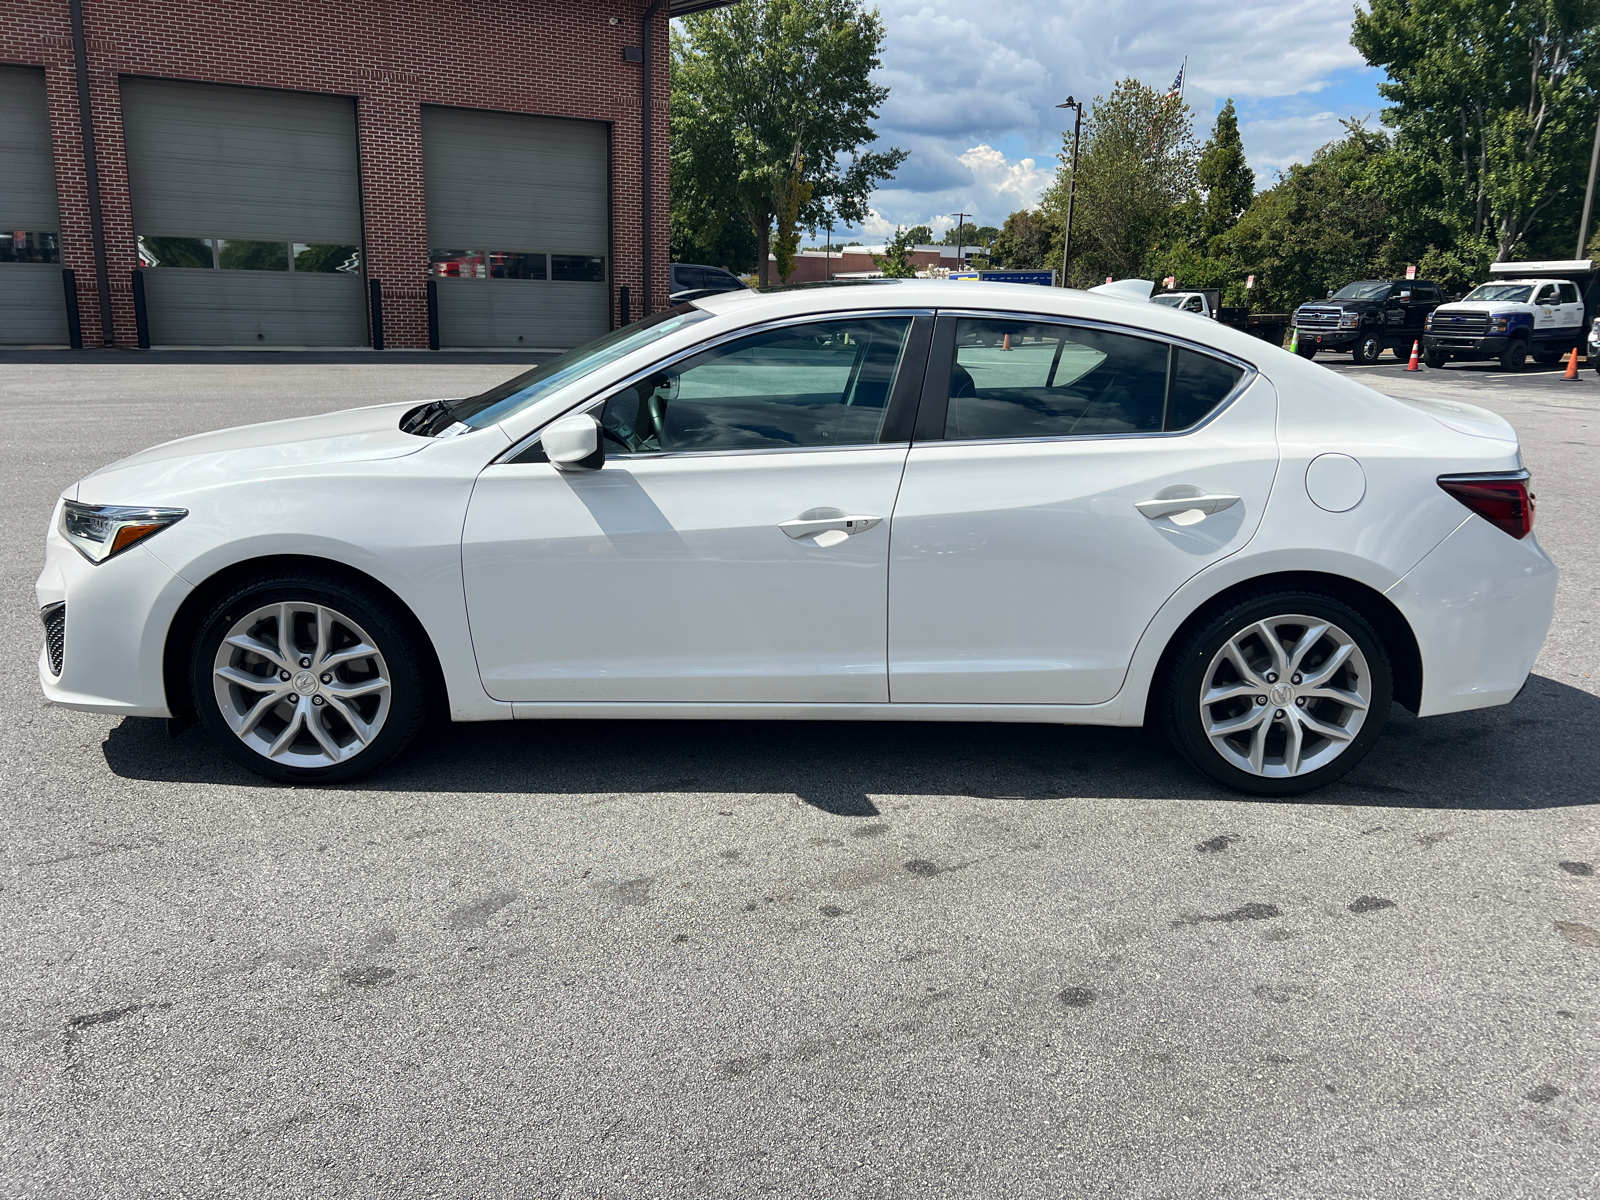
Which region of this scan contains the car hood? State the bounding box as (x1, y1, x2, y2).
(76, 401, 429, 502)
(1432, 301, 1507, 315)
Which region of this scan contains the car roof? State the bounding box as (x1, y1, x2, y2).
(687, 279, 1278, 363)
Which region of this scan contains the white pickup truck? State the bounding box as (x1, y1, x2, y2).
(1423, 264, 1589, 369)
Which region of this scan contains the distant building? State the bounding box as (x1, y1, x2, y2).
(771, 245, 975, 284)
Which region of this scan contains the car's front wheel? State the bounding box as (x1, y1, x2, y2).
(1353, 332, 1383, 364)
(1499, 337, 1528, 370)
(1161, 591, 1393, 796)
(1423, 346, 1449, 369)
(190, 568, 433, 783)
(1294, 340, 1318, 359)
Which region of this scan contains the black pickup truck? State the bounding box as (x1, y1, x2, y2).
(1291, 279, 1444, 362)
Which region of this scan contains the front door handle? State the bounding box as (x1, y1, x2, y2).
(1135, 492, 1240, 525)
(779, 510, 882, 547)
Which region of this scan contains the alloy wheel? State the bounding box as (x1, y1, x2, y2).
(1197, 613, 1371, 779)
(211, 601, 392, 768)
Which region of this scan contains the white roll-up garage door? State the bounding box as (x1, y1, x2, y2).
(422, 106, 609, 349)
(0, 66, 68, 346)
(121, 78, 366, 347)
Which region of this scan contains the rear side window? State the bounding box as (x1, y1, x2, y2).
(1560, 282, 1579, 304)
(942, 318, 1244, 440)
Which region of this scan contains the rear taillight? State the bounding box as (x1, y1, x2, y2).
(1437, 471, 1535, 539)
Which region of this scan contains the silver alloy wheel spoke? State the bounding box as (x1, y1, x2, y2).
(212, 599, 391, 769)
(1199, 612, 1371, 779)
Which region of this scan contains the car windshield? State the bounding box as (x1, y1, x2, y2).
(1330, 281, 1391, 301)
(447, 306, 713, 428)
(1461, 284, 1535, 304)
(1150, 295, 1184, 307)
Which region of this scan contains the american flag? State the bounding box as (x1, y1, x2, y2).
(1167, 58, 1186, 100)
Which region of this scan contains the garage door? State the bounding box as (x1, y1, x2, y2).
(121, 78, 366, 347)
(0, 66, 67, 346)
(422, 106, 609, 349)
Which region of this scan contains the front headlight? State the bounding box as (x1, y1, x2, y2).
(1424, 312, 1434, 330)
(60, 500, 187, 564)
(1488, 314, 1510, 332)
(1340, 312, 1361, 327)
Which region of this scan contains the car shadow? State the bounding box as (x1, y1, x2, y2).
(100, 673, 1599, 812)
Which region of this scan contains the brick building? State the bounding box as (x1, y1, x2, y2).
(773, 244, 975, 284)
(0, 0, 722, 350)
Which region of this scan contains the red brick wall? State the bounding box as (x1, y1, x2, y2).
(0, 0, 669, 348)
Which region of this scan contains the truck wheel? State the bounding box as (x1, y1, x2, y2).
(1295, 341, 1318, 359)
(1354, 333, 1382, 364)
(1498, 338, 1528, 370)
(1423, 347, 1448, 369)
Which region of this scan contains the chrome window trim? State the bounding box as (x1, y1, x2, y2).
(494, 308, 936, 465)
(928, 307, 1261, 443)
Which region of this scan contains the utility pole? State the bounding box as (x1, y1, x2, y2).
(1578, 103, 1600, 260)
(826, 221, 832, 281)
(1056, 98, 1083, 288)
(949, 212, 971, 271)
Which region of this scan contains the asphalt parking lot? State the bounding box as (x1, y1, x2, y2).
(1, 346, 1597, 1199)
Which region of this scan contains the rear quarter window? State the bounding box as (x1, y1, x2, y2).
(1167, 348, 1244, 431)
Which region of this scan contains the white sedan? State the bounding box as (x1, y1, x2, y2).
(37, 281, 1556, 795)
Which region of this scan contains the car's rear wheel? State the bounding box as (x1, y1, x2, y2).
(1161, 590, 1392, 796)
(190, 569, 432, 783)
(1353, 332, 1382, 364)
(1499, 337, 1528, 370)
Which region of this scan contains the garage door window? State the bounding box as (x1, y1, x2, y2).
(139, 235, 361, 273)
(552, 255, 605, 283)
(1, 232, 59, 264)
(489, 252, 546, 280)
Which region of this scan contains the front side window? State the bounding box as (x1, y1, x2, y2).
(943, 318, 1243, 440)
(1535, 283, 1559, 304)
(600, 317, 912, 454)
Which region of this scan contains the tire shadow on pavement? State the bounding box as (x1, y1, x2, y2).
(98, 672, 1598, 811)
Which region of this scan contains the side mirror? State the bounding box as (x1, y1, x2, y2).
(542, 412, 604, 471)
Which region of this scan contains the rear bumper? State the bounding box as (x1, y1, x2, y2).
(1386, 515, 1558, 717)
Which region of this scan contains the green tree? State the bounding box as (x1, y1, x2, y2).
(1038, 78, 1200, 284)
(1197, 99, 1255, 243)
(991, 209, 1052, 268)
(1353, 0, 1600, 260)
(671, 0, 908, 287)
(903, 224, 933, 244)
(873, 226, 917, 276)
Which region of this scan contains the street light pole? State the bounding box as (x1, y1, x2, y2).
(1578, 104, 1600, 260)
(1056, 98, 1083, 288)
(949, 211, 970, 271)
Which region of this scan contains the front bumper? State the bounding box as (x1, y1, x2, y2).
(1424, 333, 1509, 355)
(36, 503, 192, 718)
(1386, 514, 1558, 718)
(1294, 328, 1359, 350)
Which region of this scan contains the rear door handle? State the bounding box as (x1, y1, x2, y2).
(1135, 493, 1240, 524)
(779, 511, 882, 547)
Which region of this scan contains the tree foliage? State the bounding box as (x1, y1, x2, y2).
(991, 209, 1052, 269)
(873, 226, 918, 276)
(670, 0, 907, 285)
(1353, 0, 1600, 260)
(1196, 99, 1255, 244)
(1037, 78, 1200, 285)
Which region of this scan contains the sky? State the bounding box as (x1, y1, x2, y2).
(805, 0, 1386, 242)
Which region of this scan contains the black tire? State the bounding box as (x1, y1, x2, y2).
(1423, 347, 1448, 369)
(1353, 332, 1383, 364)
(1294, 340, 1318, 359)
(1160, 589, 1393, 797)
(1498, 337, 1528, 370)
(190, 567, 433, 784)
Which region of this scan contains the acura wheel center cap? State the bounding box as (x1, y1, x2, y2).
(1269, 683, 1294, 707)
(293, 670, 317, 695)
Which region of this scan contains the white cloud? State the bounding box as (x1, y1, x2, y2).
(807, 0, 1380, 230)
(1239, 112, 1353, 185)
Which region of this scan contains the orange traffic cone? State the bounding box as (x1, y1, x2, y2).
(1564, 347, 1580, 379)
(1406, 340, 1421, 371)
